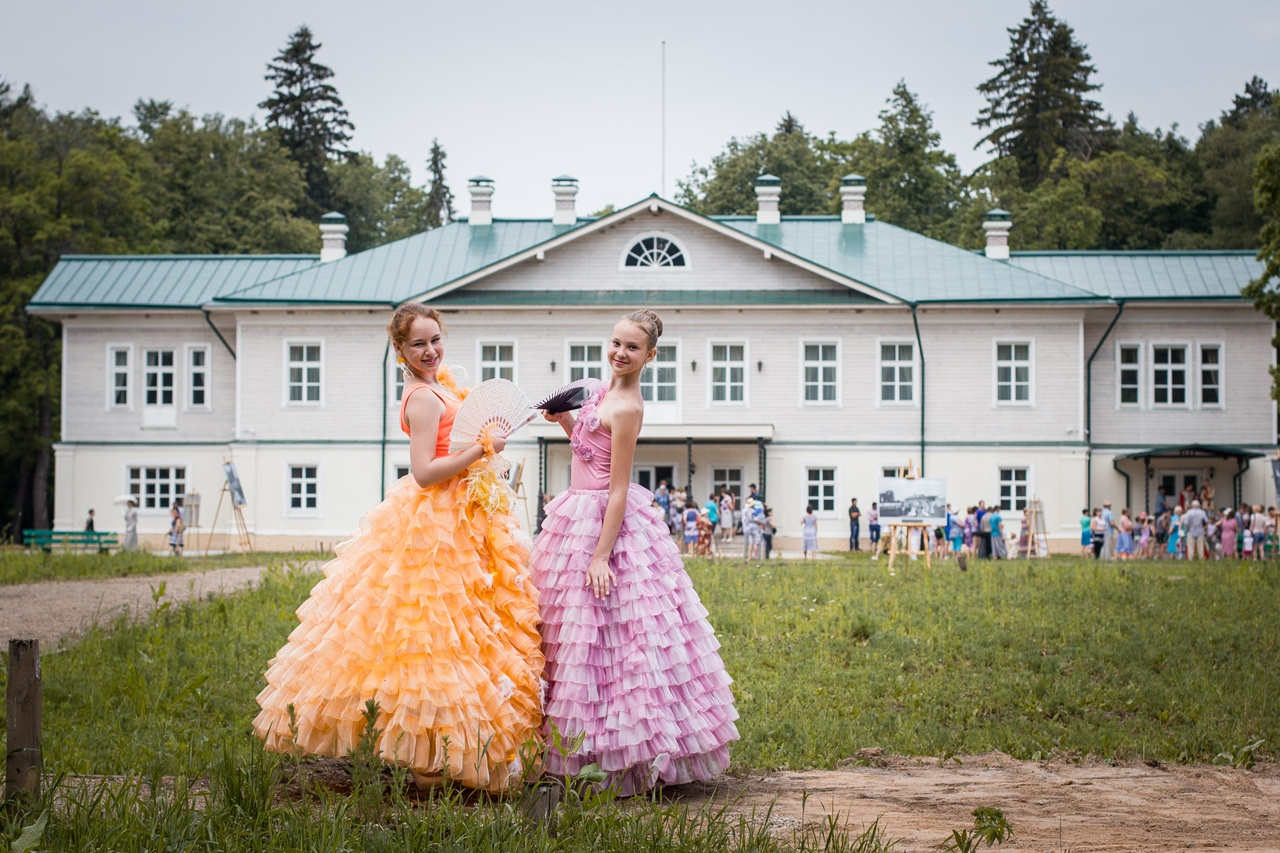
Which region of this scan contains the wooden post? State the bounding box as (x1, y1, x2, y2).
(5, 638, 42, 802)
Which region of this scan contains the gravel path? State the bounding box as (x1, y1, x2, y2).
(0, 566, 275, 649)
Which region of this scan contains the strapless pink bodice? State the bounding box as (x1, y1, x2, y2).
(569, 381, 612, 490)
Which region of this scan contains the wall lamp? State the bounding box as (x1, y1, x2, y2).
(757, 360, 764, 372)
(690, 359, 697, 372)
(550, 360, 556, 372)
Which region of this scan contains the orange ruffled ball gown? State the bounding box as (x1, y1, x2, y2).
(253, 378, 544, 792)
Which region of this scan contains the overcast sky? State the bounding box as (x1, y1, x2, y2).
(4, 1, 1278, 218)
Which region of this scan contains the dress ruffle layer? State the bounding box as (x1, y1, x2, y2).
(253, 474, 543, 792)
(532, 484, 739, 796)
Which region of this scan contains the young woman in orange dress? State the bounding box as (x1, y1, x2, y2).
(253, 304, 543, 791)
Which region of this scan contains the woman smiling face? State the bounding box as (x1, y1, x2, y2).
(607, 320, 654, 377)
(399, 316, 444, 380)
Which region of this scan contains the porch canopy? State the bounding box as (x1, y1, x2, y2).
(1115, 443, 1267, 510)
(526, 422, 775, 518)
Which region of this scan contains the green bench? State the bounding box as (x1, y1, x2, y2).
(22, 529, 120, 553)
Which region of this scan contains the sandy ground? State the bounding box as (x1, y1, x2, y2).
(5, 569, 1277, 851)
(0, 565, 272, 648)
(680, 752, 1280, 853)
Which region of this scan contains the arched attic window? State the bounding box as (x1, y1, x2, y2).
(621, 233, 688, 268)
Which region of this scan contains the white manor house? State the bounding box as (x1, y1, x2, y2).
(29, 175, 1277, 550)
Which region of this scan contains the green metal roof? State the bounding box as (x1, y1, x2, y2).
(29, 255, 320, 310)
(25, 199, 1267, 313)
(1116, 443, 1267, 460)
(430, 288, 882, 307)
(217, 220, 576, 304)
(718, 217, 1098, 303)
(1007, 251, 1262, 300)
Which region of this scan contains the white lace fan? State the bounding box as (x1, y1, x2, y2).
(448, 379, 535, 453)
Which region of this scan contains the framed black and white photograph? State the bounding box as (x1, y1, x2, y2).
(223, 461, 247, 508)
(877, 477, 946, 526)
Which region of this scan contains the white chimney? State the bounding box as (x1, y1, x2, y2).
(839, 174, 866, 225)
(755, 174, 781, 225)
(983, 208, 1012, 260)
(467, 176, 495, 226)
(552, 175, 578, 225)
(319, 212, 348, 262)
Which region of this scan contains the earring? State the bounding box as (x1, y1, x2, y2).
(398, 356, 412, 381)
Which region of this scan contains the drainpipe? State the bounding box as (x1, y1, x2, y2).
(910, 305, 926, 475)
(1111, 457, 1131, 510)
(1085, 302, 1125, 507)
(1232, 455, 1252, 510)
(380, 340, 390, 499)
(203, 310, 236, 359)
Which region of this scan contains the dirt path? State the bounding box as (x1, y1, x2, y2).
(0, 565, 275, 648)
(684, 752, 1280, 852)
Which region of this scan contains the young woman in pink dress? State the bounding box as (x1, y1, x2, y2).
(532, 310, 738, 795)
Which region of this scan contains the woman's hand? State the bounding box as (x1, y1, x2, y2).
(543, 410, 571, 425)
(477, 423, 509, 455)
(585, 555, 616, 599)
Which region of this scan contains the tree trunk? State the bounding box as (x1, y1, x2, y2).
(9, 457, 32, 541)
(31, 393, 51, 530)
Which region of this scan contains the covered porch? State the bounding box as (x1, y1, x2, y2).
(1112, 444, 1267, 514)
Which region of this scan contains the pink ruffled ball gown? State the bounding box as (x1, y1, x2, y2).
(531, 381, 739, 795)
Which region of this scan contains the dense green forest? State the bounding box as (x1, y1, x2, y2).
(3, 4, 1279, 535)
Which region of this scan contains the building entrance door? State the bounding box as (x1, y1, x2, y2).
(633, 465, 675, 491)
(1157, 469, 1202, 511)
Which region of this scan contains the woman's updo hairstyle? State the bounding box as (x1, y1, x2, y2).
(387, 304, 445, 350)
(622, 309, 663, 350)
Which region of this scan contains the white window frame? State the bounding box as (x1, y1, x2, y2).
(126, 464, 187, 514)
(1115, 341, 1143, 409)
(142, 347, 178, 428)
(712, 467, 743, 501)
(284, 340, 324, 407)
(799, 340, 841, 407)
(1150, 342, 1190, 409)
(1198, 341, 1225, 410)
(389, 360, 406, 407)
(707, 340, 749, 407)
(285, 463, 320, 517)
(184, 343, 211, 411)
(106, 343, 133, 410)
(478, 341, 517, 383)
(997, 466, 1031, 512)
(640, 341, 681, 423)
(992, 340, 1034, 407)
(806, 467, 838, 514)
(876, 339, 917, 407)
(566, 341, 605, 383)
(617, 231, 692, 271)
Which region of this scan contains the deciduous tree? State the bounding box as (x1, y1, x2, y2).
(1241, 140, 1280, 399)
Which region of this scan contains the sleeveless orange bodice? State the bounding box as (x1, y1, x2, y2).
(400, 383, 459, 458)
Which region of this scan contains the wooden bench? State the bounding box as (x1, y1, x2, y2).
(22, 529, 120, 553)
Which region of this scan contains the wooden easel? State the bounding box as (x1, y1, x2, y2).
(204, 459, 255, 559)
(884, 522, 932, 571)
(876, 458, 932, 570)
(1017, 496, 1049, 558)
(509, 460, 532, 532)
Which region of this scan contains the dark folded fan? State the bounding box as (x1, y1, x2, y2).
(535, 380, 593, 414)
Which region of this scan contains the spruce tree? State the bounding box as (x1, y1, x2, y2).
(975, 0, 1108, 189)
(424, 138, 454, 228)
(259, 25, 354, 217)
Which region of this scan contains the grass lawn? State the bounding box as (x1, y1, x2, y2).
(1, 553, 1275, 851)
(0, 549, 330, 585)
